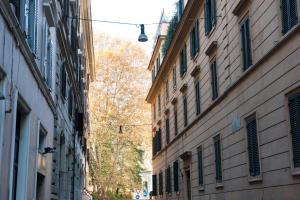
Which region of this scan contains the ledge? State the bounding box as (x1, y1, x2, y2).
(190, 65, 200, 77)
(171, 97, 177, 105)
(232, 0, 249, 16)
(179, 83, 188, 93)
(205, 41, 218, 56)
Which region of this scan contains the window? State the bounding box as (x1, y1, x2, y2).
(152, 175, 157, 196)
(61, 64, 67, 99)
(166, 118, 170, 144)
(68, 88, 73, 117)
(158, 95, 161, 116)
(38, 127, 47, 154)
(190, 20, 200, 58)
(156, 54, 161, 73)
(166, 166, 171, 193)
(159, 171, 163, 195)
(288, 92, 300, 168)
(241, 17, 252, 71)
(213, 135, 222, 183)
(177, 0, 184, 20)
(173, 67, 177, 90)
(174, 106, 178, 136)
(173, 161, 179, 192)
(246, 115, 261, 177)
(281, 0, 298, 34)
(28, 0, 38, 53)
(180, 45, 187, 77)
(195, 80, 201, 115)
(153, 129, 162, 156)
(46, 40, 53, 89)
(153, 104, 156, 120)
(165, 80, 169, 102)
(197, 146, 204, 186)
(204, 0, 217, 35)
(152, 69, 155, 82)
(9, 0, 21, 22)
(210, 60, 218, 100)
(183, 96, 188, 127)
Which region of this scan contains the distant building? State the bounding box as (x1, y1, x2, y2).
(0, 0, 94, 199)
(147, 0, 300, 199)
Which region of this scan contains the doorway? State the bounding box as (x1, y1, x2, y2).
(185, 169, 191, 200)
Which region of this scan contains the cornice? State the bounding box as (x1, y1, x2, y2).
(146, 0, 202, 103)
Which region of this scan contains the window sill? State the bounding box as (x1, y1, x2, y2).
(198, 186, 204, 192)
(215, 183, 224, 189)
(248, 175, 262, 183)
(291, 167, 300, 176)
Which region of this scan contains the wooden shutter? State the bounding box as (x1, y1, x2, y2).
(166, 119, 170, 144)
(190, 30, 194, 58)
(281, 0, 299, 34)
(195, 81, 201, 115)
(152, 175, 157, 196)
(211, 0, 217, 26)
(211, 61, 218, 100)
(196, 20, 200, 52)
(28, 0, 37, 52)
(173, 161, 179, 192)
(204, 0, 209, 35)
(183, 45, 187, 73)
(241, 18, 252, 70)
(288, 93, 300, 168)
(246, 116, 261, 176)
(23, 0, 29, 35)
(47, 40, 53, 88)
(159, 171, 163, 195)
(174, 108, 178, 136)
(198, 146, 204, 185)
(165, 167, 171, 193)
(183, 96, 188, 126)
(289, 0, 298, 28)
(214, 135, 222, 182)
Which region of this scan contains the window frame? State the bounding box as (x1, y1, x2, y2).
(213, 134, 223, 187)
(197, 146, 204, 190)
(183, 95, 188, 127)
(280, 0, 299, 35)
(180, 45, 187, 78)
(195, 79, 201, 115)
(240, 16, 253, 71)
(210, 59, 218, 101)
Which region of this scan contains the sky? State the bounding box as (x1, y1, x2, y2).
(91, 0, 177, 55)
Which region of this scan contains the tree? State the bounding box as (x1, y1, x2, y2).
(89, 33, 151, 200)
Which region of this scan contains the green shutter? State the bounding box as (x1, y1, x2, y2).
(166, 119, 170, 144)
(173, 161, 179, 192)
(196, 20, 200, 52)
(174, 108, 178, 136)
(152, 175, 157, 196)
(241, 18, 253, 70)
(165, 167, 171, 193)
(159, 171, 163, 195)
(204, 0, 209, 35)
(288, 93, 300, 168)
(281, 0, 299, 34)
(190, 30, 194, 58)
(289, 0, 298, 27)
(246, 116, 261, 176)
(214, 135, 222, 182)
(211, 0, 217, 26)
(211, 61, 218, 100)
(198, 147, 204, 185)
(183, 96, 188, 127)
(195, 81, 201, 115)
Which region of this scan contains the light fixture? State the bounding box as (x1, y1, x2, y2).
(138, 24, 148, 42)
(42, 147, 56, 155)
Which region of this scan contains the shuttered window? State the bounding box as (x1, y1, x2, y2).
(210, 60, 218, 100)
(28, 0, 38, 53)
(183, 96, 188, 127)
(173, 161, 179, 192)
(205, 0, 217, 35)
(158, 95, 161, 116)
(214, 135, 222, 183)
(159, 171, 163, 195)
(198, 146, 204, 185)
(246, 115, 261, 176)
(153, 129, 163, 156)
(46, 40, 53, 89)
(61, 64, 67, 99)
(173, 67, 177, 90)
(174, 107, 178, 136)
(190, 20, 200, 59)
(195, 80, 201, 115)
(166, 80, 169, 102)
(177, 0, 184, 20)
(180, 45, 187, 77)
(241, 17, 252, 71)
(166, 166, 171, 193)
(152, 69, 155, 82)
(68, 88, 73, 117)
(156, 54, 161, 73)
(288, 93, 300, 168)
(281, 0, 298, 34)
(152, 175, 157, 196)
(166, 118, 170, 144)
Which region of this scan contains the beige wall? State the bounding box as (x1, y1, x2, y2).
(149, 0, 300, 199)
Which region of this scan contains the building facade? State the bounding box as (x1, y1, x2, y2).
(0, 0, 94, 199)
(147, 0, 300, 199)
